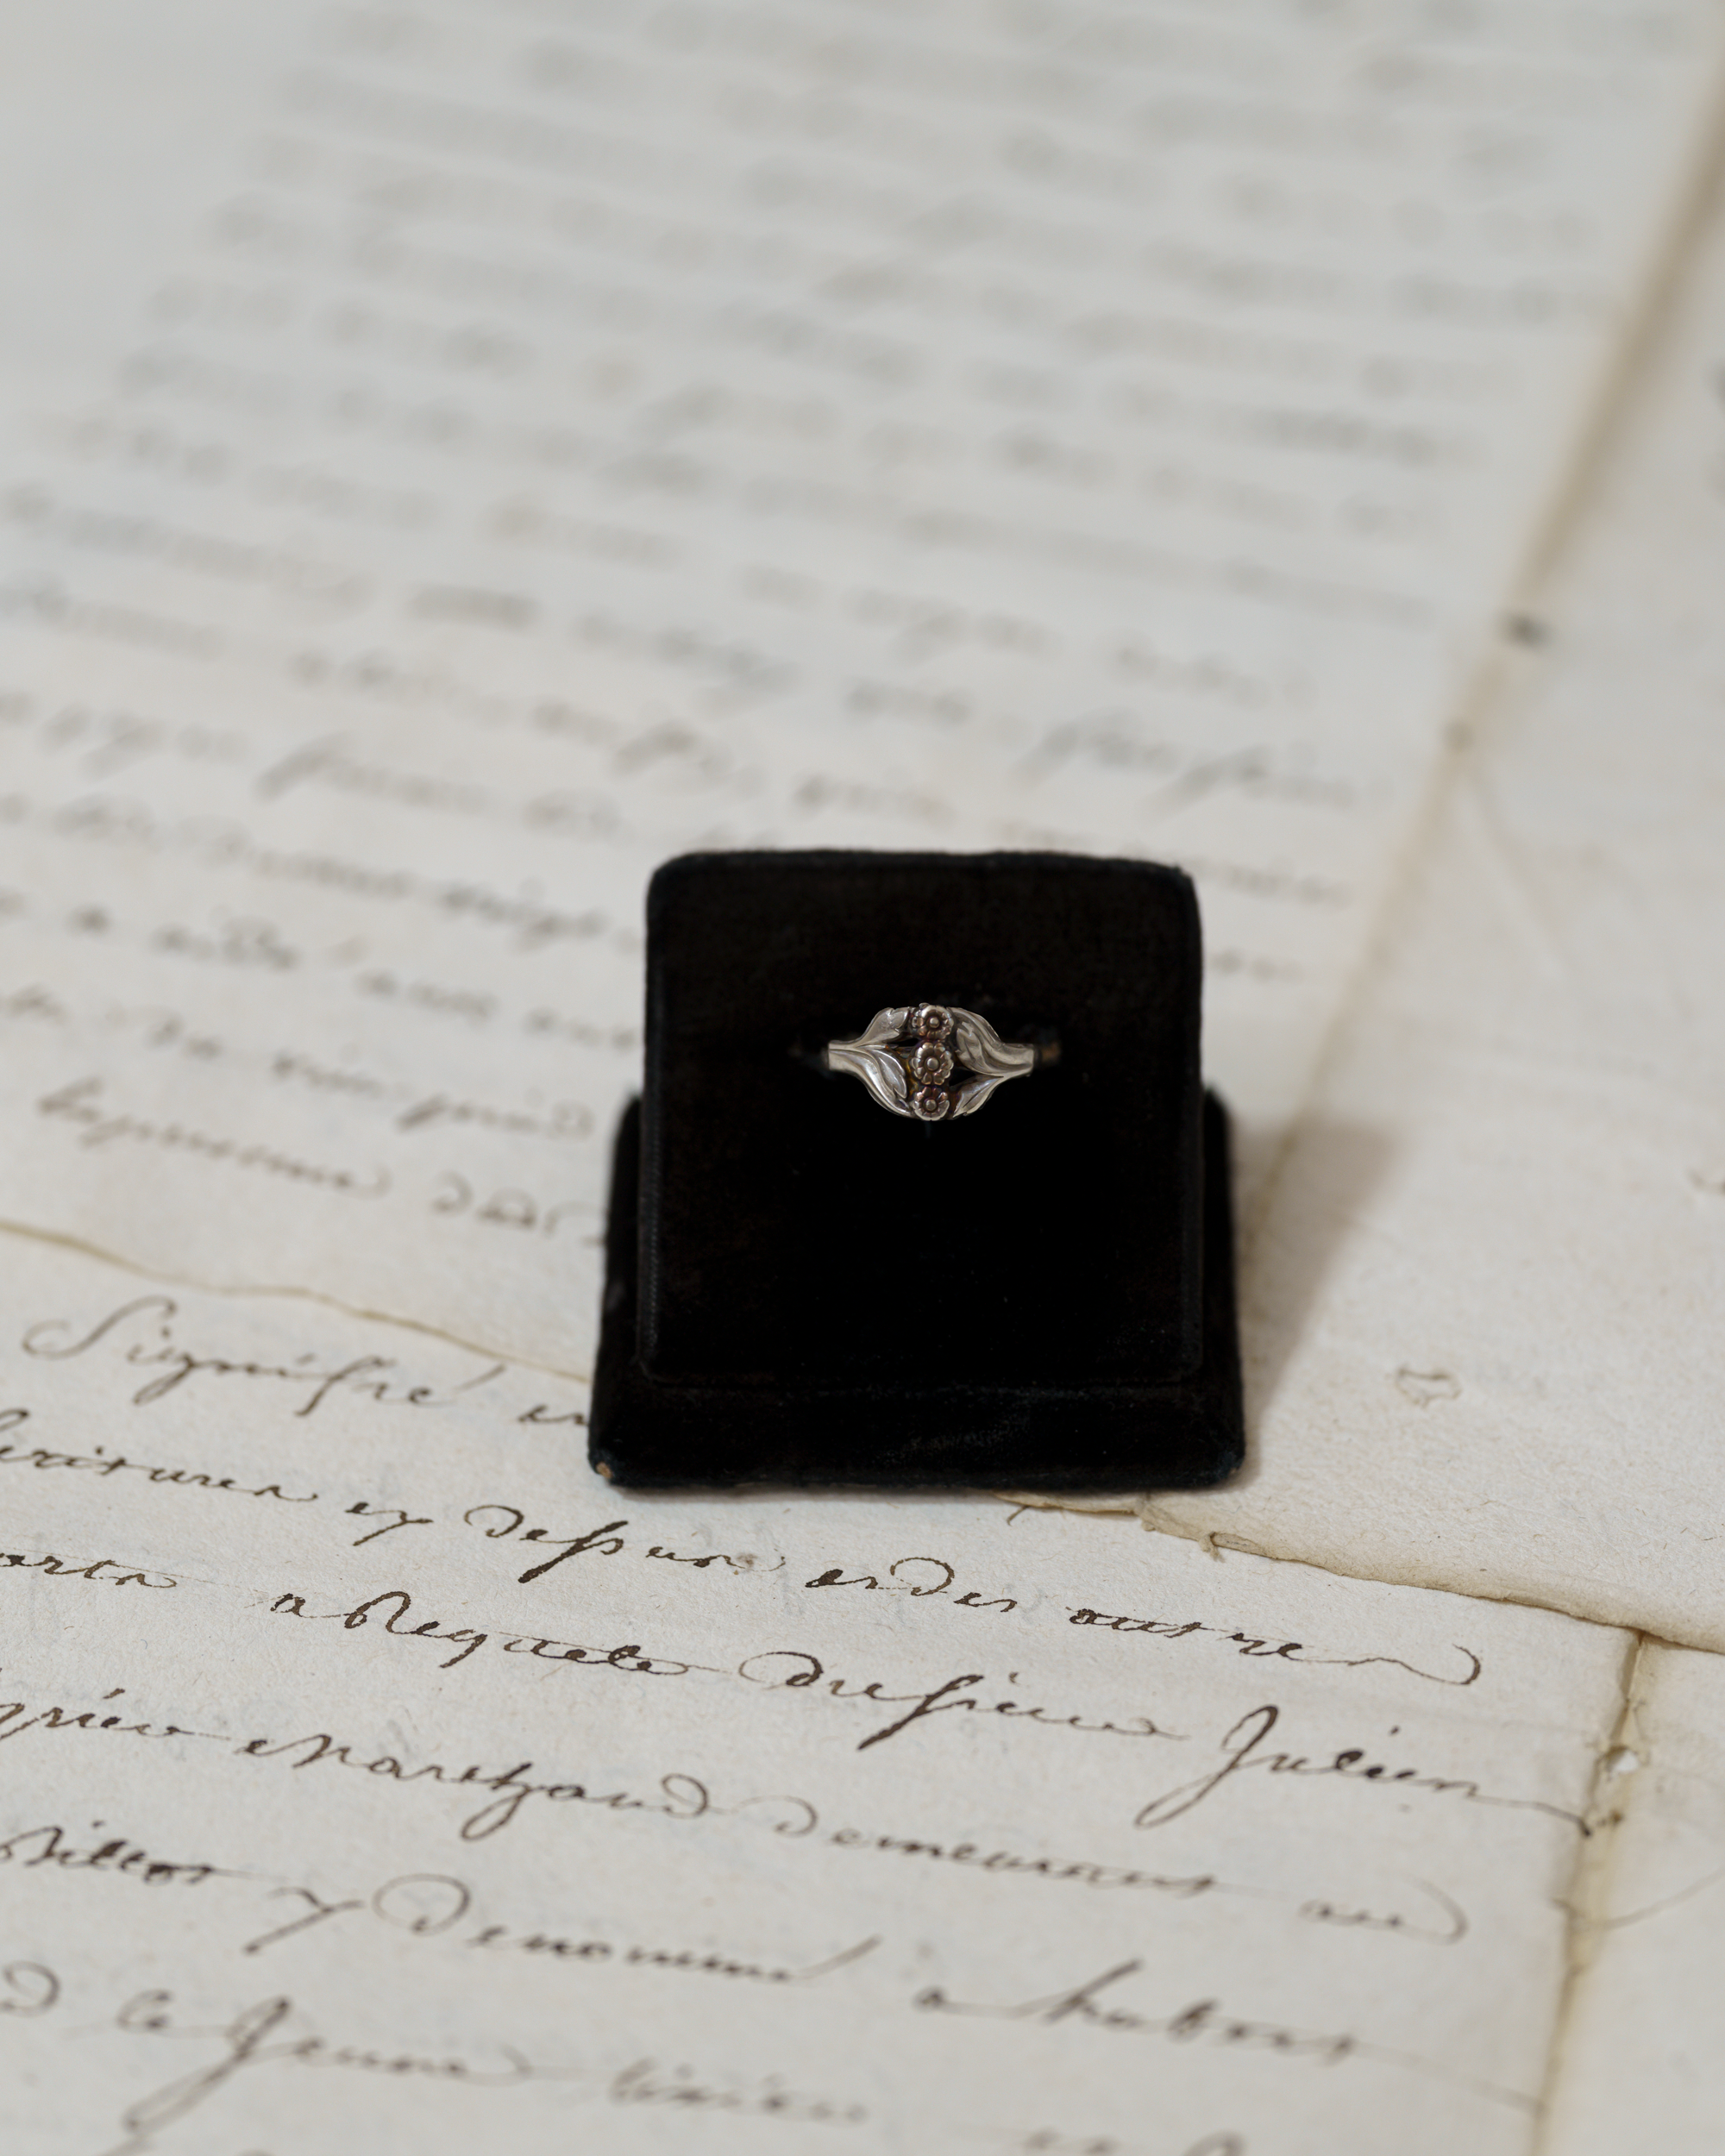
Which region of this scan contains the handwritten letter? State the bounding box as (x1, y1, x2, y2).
(0, 1232, 1643, 2153)
(1, 1, 1722, 1363)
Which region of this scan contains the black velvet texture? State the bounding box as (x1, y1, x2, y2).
(589, 849, 1244, 1489)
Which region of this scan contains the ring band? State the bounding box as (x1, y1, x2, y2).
(824, 1003, 1038, 1122)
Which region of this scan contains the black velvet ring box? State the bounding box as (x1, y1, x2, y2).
(589, 849, 1244, 1489)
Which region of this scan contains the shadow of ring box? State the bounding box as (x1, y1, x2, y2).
(590, 850, 1242, 1489)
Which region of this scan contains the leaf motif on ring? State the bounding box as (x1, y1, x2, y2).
(948, 1072, 1013, 1118)
(823, 1004, 1040, 1121)
(853, 1045, 910, 1114)
(950, 1011, 1032, 1081)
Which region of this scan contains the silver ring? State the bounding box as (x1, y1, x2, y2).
(824, 1003, 1039, 1122)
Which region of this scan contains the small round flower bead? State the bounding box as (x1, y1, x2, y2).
(911, 1039, 953, 1085)
(913, 1004, 953, 1041)
(911, 1085, 950, 1121)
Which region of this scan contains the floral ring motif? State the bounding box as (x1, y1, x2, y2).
(823, 1002, 1040, 1122)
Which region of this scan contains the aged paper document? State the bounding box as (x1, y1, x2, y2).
(1542, 1644, 1725, 2156)
(1136, 134, 1725, 1651)
(2, 0, 1723, 1369)
(7, 7, 1725, 2148)
(0, 1234, 1638, 2154)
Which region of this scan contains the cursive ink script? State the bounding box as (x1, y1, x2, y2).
(1067, 1608, 1482, 1689)
(1132, 1704, 1588, 1833)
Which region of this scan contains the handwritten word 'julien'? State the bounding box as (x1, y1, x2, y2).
(1132, 1704, 1588, 1833)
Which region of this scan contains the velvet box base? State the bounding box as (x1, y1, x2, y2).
(589, 1089, 1244, 1489)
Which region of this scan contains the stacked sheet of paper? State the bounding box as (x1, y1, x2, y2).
(3, 3, 1725, 2148)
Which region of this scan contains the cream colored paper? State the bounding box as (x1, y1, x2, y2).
(1132, 141, 1725, 1651)
(2, 0, 1723, 1369)
(0, 1232, 1635, 2154)
(7, 9, 1725, 2146)
(1542, 1643, 1725, 2156)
